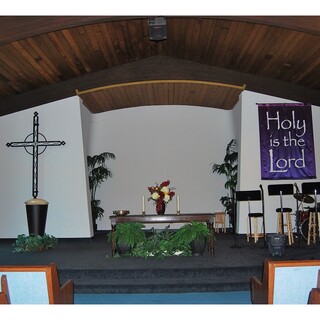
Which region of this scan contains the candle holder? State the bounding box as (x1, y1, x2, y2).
(176, 195, 180, 215)
(142, 195, 146, 216)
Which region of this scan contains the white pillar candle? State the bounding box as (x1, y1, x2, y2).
(177, 194, 180, 213)
(142, 196, 145, 213)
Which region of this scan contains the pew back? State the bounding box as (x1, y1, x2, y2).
(0, 275, 10, 304)
(0, 263, 74, 304)
(272, 262, 320, 303)
(251, 259, 320, 304)
(308, 270, 320, 304)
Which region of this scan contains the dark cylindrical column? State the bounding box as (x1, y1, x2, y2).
(25, 198, 49, 236)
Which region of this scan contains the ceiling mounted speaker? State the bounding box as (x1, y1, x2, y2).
(148, 17, 167, 41)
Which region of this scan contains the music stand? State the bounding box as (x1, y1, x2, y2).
(268, 184, 294, 196)
(235, 187, 266, 247)
(268, 184, 294, 234)
(302, 182, 320, 195)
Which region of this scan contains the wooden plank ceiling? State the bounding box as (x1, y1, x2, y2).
(0, 16, 320, 116)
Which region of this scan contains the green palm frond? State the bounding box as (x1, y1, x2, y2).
(211, 139, 238, 216)
(87, 152, 116, 220)
(211, 139, 238, 190)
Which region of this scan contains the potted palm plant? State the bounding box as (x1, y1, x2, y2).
(211, 139, 238, 229)
(132, 226, 191, 258)
(107, 222, 146, 255)
(87, 152, 116, 231)
(173, 221, 211, 256)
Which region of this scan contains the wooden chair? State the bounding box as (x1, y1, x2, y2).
(250, 258, 320, 304)
(0, 275, 10, 304)
(276, 208, 294, 245)
(0, 263, 74, 304)
(308, 270, 320, 304)
(213, 211, 226, 233)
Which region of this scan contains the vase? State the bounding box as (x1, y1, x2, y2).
(156, 201, 166, 215)
(117, 243, 132, 255)
(190, 238, 207, 256)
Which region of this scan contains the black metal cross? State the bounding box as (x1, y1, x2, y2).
(6, 112, 65, 199)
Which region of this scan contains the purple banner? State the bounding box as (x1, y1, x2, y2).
(258, 103, 316, 180)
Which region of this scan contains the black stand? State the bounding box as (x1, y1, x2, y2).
(230, 188, 241, 248)
(302, 182, 320, 215)
(260, 184, 266, 247)
(234, 186, 266, 247)
(302, 182, 320, 199)
(302, 182, 320, 244)
(268, 184, 294, 234)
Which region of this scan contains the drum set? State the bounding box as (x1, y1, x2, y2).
(293, 191, 319, 241)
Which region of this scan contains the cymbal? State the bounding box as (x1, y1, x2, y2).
(293, 193, 315, 203)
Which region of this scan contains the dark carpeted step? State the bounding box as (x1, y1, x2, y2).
(70, 275, 255, 286)
(59, 266, 262, 294)
(59, 266, 262, 281)
(74, 279, 252, 293)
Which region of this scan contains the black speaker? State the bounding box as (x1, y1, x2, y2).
(266, 234, 286, 256)
(148, 17, 167, 41)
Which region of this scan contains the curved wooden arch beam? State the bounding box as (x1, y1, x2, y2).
(76, 80, 246, 113)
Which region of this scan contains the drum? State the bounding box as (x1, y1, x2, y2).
(300, 210, 309, 223)
(308, 202, 320, 212)
(300, 218, 309, 240)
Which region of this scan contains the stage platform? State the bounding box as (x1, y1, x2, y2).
(1, 231, 319, 293)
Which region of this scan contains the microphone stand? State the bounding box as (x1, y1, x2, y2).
(280, 190, 284, 234)
(231, 188, 241, 248)
(294, 183, 302, 245)
(260, 184, 266, 247)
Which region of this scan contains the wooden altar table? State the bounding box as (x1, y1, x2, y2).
(110, 213, 215, 256)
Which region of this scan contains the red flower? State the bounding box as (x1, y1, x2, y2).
(148, 180, 175, 204)
(160, 180, 170, 187)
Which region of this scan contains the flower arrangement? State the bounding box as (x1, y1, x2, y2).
(148, 180, 175, 213)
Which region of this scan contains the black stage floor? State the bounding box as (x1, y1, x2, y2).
(1, 231, 319, 269)
(1, 231, 320, 293)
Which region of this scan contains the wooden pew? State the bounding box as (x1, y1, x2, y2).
(0, 263, 74, 304)
(0, 275, 10, 304)
(250, 258, 320, 304)
(308, 270, 320, 304)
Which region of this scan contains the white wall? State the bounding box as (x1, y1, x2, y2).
(4, 90, 318, 238)
(79, 101, 95, 234)
(0, 97, 92, 238)
(87, 105, 239, 230)
(0, 97, 240, 238)
(238, 91, 320, 234)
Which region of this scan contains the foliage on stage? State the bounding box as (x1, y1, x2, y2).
(131, 227, 192, 259)
(173, 221, 211, 243)
(109, 224, 192, 259)
(108, 222, 146, 248)
(12, 233, 58, 253)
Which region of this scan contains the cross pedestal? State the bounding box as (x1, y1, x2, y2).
(25, 198, 49, 236)
(6, 112, 65, 235)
